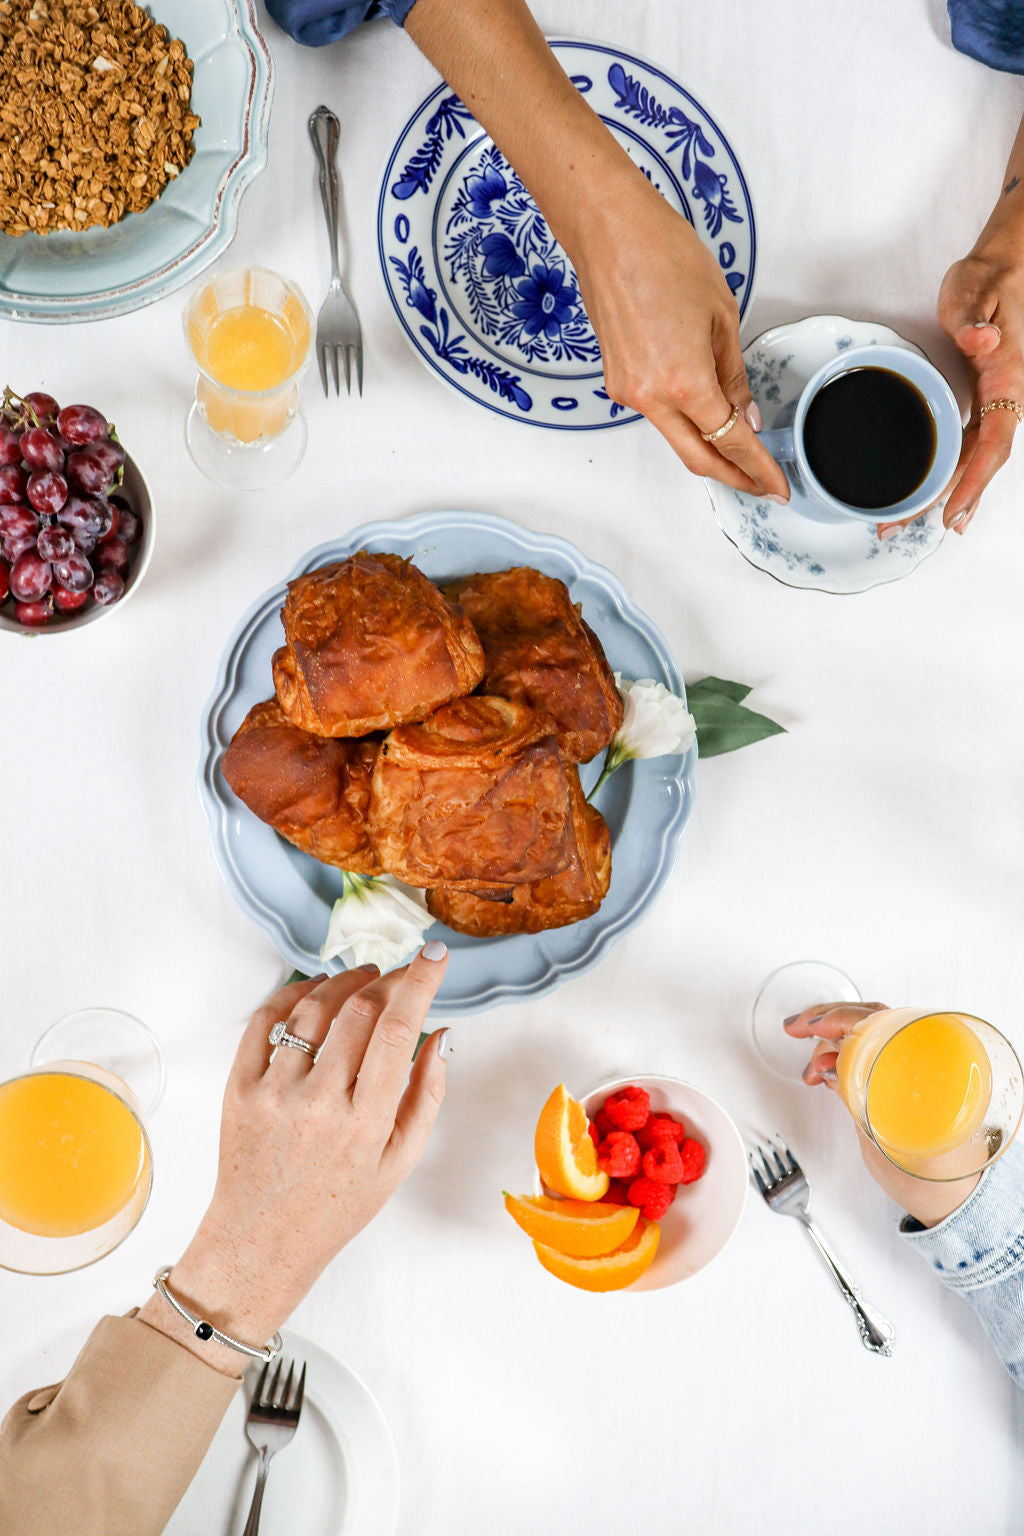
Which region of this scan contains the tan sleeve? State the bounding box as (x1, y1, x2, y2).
(0, 1313, 241, 1536)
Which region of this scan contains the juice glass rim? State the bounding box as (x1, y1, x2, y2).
(0, 1064, 155, 1275)
(861, 1009, 1024, 1183)
(182, 264, 316, 400)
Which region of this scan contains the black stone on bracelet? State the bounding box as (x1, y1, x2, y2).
(195, 1321, 214, 1340)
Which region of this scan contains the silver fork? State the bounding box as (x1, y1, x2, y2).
(308, 104, 363, 397)
(749, 1137, 895, 1356)
(242, 1355, 307, 1536)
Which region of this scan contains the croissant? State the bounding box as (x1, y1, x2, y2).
(445, 567, 623, 762)
(426, 768, 611, 935)
(273, 551, 485, 737)
(369, 695, 574, 891)
(222, 699, 381, 874)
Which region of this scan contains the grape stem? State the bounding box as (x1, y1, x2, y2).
(1, 386, 41, 431)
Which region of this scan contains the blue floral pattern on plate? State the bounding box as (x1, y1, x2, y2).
(705, 316, 948, 594)
(198, 511, 696, 1018)
(378, 42, 755, 430)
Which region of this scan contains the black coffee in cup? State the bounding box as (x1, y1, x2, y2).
(802, 366, 937, 510)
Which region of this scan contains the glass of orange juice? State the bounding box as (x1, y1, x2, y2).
(183, 266, 314, 491)
(837, 1008, 1023, 1182)
(0, 1010, 162, 1274)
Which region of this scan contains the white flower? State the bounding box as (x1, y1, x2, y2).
(320, 872, 432, 972)
(611, 674, 696, 763)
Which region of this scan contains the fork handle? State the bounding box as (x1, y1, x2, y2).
(242, 1445, 271, 1536)
(800, 1215, 895, 1356)
(309, 105, 342, 281)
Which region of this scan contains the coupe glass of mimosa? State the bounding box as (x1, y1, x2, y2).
(751, 960, 867, 1078)
(837, 1009, 1023, 1182)
(183, 266, 314, 491)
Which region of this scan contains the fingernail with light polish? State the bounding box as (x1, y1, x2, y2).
(766, 493, 789, 506)
(309, 972, 328, 983)
(877, 525, 899, 541)
(437, 1029, 453, 1060)
(743, 401, 763, 433)
(973, 321, 1001, 336)
(951, 504, 974, 534)
(421, 939, 448, 962)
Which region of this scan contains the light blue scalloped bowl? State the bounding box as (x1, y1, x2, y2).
(0, 0, 273, 323)
(198, 511, 697, 1018)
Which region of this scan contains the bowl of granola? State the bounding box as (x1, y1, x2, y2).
(0, 0, 273, 323)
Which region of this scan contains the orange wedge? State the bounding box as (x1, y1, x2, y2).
(504, 1192, 639, 1257)
(534, 1217, 661, 1292)
(534, 1084, 609, 1200)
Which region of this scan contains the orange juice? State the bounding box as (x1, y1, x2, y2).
(188, 279, 311, 444)
(205, 306, 296, 393)
(0, 1073, 148, 1238)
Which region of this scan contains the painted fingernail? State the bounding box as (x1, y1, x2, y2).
(877, 525, 899, 542)
(421, 939, 448, 962)
(359, 963, 380, 974)
(951, 504, 975, 533)
(805, 1013, 824, 1028)
(783, 1014, 800, 1029)
(743, 401, 763, 433)
(437, 1029, 453, 1060)
(766, 493, 789, 506)
(309, 972, 328, 982)
(973, 321, 1001, 336)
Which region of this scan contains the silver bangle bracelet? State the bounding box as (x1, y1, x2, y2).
(153, 1268, 281, 1364)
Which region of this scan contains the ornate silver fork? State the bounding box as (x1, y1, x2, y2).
(749, 1137, 895, 1356)
(242, 1355, 307, 1535)
(308, 105, 363, 397)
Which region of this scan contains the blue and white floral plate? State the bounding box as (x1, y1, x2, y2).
(706, 316, 948, 594)
(377, 41, 754, 430)
(199, 511, 695, 1019)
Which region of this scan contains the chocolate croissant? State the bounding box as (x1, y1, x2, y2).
(222, 699, 382, 874)
(273, 552, 485, 738)
(369, 695, 574, 891)
(445, 567, 623, 763)
(426, 768, 611, 935)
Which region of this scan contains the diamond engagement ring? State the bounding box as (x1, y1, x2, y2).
(268, 1021, 317, 1059)
(979, 397, 1024, 426)
(700, 404, 741, 442)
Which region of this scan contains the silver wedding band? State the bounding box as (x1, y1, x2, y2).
(268, 1020, 317, 1061)
(700, 404, 741, 443)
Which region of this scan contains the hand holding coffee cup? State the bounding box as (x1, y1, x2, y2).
(756, 346, 962, 531)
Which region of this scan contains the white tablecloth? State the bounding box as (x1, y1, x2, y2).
(3, 2, 1024, 1532)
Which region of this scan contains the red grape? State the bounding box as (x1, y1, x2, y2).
(114, 507, 140, 545)
(56, 404, 108, 446)
(19, 428, 64, 473)
(3, 532, 37, 564)
(0, 465, 28, 502)
(36, 524, 74, 562)
(52, 552, 94, 592)
(0, 560, 8, 603)
(9, 550, 52, 602)
(0, 504, 37, 538)
(65, 446, 113, 495)
(88, 438, 126, 479)
(22, 392, 59, 423)
(27, 470, 68, 516)
(52, 586, 89, 613)
(0, 428, 22, 465)
(14, 597, 53, 626)
(95, 536, 129, 575)
(92, 570, 124, 605)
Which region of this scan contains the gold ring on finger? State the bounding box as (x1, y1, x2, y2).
(700, 404, 741, 443)
(979, 397, 1024, 426)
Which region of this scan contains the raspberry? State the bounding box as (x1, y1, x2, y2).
(603, 1085, 650, 1131)
(596, 1131, 642, 1179)
(603, 1179, 632, 1205)
(642, 1141, 685, 1185)
(680, 1138, 707, 1184)
(588, 1121, 600, 1145)
(636, 1114, 686, 1150)
(627, 1177, 676, 1221)
(593, 1107, 615, 1138)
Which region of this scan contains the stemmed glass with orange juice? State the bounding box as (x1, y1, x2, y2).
(0, 1009, 161, 1274)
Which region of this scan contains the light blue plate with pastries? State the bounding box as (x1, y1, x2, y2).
(198, 510, 696, 1018)
(0, 0, 272, 322)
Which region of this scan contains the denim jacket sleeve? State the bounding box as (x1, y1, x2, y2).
(263, 0, 418, 48)
(900, 1138, 1024, 1385)
(948, 0, 1024, 73)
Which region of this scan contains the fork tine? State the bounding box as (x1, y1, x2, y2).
(317, 345, 328, 399)
(749, 1143, 772, 1186)
(749, 1154, 768, 1194)
(252, 1359, 270, 1406)
(774, 1138, 796, 1173)
(292, 1362, 307, 1415)
(277, 1359, 294, 1411)
(353, 346, 363, 397)
(768, 1142, 789, 1180)
(329, 344, 340, 395)
(341, 344, 351, 395)
(262, 1357, 283, 1408)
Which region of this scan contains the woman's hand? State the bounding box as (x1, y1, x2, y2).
(784, 1001, 982, 1227)
(139, 948, 450, 1372)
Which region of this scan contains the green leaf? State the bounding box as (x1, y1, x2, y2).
(689, 694, 786, 757)
(285, 969, 310, 986)
(686, 675, 752, 705)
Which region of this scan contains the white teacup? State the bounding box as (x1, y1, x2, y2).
(758, 345, 962, 525)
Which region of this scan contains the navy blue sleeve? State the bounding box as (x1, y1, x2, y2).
(948, 0, 1024, 73)
(264, 0, 418, 48)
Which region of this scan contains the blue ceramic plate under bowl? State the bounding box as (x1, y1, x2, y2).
(199, 511, 696, 1018)
(0, 0, 273, 323)
(378, 40, 754, 431)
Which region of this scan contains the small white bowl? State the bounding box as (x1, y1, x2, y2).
(0, 453, 154, 638)
(577, 1074, 748, 1290)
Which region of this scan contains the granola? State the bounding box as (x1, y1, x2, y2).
(0, 0, 201, 236)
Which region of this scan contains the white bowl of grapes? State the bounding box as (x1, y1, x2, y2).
(0, 387, 153, 636)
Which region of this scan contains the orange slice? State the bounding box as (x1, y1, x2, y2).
(504, 1192, 639, 1257)
(533, 1217, 660, 1292)
(534, 1084, 609, 1200)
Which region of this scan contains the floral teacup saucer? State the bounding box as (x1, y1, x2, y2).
(705, 315, 948, 594)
